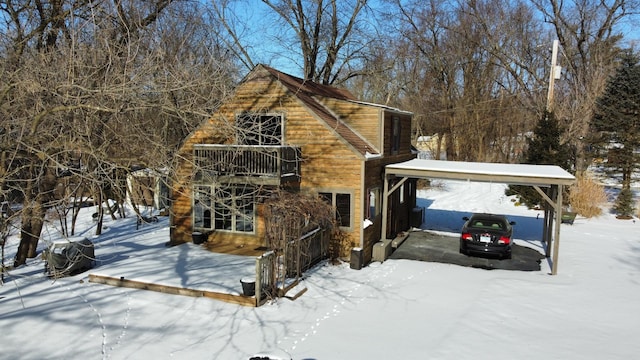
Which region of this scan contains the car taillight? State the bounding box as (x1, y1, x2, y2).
(498, 236, 511, 244)
(462, 233, 473, 241)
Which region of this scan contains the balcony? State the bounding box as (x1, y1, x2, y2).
(193, 144, 301, 185)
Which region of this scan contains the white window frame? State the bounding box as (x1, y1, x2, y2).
(193, 185, 213, 230)
(193, 184, 256, 234)
(368, 187, 381, 219)
(236, 112, 284, 145)
(318, 190, 353, 229)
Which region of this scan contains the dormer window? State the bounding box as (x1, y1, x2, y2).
(237, 113, 283, 145)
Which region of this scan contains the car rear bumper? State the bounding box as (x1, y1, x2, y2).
(460, 240, 511, 258)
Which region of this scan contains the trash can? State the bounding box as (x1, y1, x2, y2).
(192, 232, 206, 244)
(240, 278, 256, 296)
(350, 247, 363, 270)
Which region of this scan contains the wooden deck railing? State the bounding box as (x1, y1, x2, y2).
(194, 145, 301, 182)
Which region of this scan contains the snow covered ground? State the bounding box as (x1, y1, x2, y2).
(1, 180, 639, 359)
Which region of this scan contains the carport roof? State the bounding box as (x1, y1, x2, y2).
(382, 159, 576, 275)
(385, 159, 575, 186)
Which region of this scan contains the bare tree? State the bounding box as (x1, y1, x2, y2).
(1, 0, 238, 266)
(377, 0, 548, 162)
(259, 0, 372, 84)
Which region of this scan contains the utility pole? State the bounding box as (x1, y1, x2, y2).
(546, 40, 561, 112)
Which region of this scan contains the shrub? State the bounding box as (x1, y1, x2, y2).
(568, 173, 608, 218)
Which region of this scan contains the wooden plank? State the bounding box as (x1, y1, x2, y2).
(88, 274, 257, 307)
(285, 286, 308, 301)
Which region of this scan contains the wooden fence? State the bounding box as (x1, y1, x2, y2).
(255, 250, 275, 306)
(254, 226, 329, 304)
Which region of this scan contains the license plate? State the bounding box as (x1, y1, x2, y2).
(480, 234, 491, 243)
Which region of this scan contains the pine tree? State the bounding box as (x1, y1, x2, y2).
(614, 188, 635, 219)
(591, 51, 640, 192)
(506, 110, 571, 208)
(591, 50, 640, 217)
(526, 111, 571, 168)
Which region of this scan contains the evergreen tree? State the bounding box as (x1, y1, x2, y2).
(506, 110, 571, 208)
(591, 51, 640, 193)
(525, 110, 571, 168)
(614, 188, 635, 219)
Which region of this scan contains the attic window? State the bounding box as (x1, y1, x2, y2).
(236, 113, 283, 145)
(391, 116, 401, 154)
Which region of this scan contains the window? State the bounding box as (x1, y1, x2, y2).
(391, 116, 401, 154)
(194, 185, 213, 230)
(319, 191, 352, 228)
(237, 113, 282, 145)
(368, 188, 381, 219)
(214, 187, 232, 230)
(399, 183, 405, 204)
(194, 185, 255, 233)
(234, 187, 255, 232)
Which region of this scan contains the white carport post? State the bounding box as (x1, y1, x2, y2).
(552, 185, 563, 275)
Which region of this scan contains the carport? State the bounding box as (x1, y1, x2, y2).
(381, 159, 576, 275)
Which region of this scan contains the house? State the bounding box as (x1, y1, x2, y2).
(169, 64, 416, 264)
(127, 168, 170, 212)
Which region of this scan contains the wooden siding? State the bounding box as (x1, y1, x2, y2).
(170, 72, 289, 246)
(318, 97, 382, 151)
(383, 111, 413, 156)
(170, 68, 366, 251)
(171, 66, 415, 263)
(290, 109, 364, 252)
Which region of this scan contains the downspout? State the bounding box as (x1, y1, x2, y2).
(359, 160, 365, 249)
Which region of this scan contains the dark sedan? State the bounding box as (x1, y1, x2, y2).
(459, 213, 515, 260)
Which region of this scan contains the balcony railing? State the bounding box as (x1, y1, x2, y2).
(193, 144, 301, 184)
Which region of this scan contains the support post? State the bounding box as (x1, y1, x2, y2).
(551, 185, 563, 275)
(546, 40, 560, 112)
(381, 174, 390, 241)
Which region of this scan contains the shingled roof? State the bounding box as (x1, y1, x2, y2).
(260, 65, 379, 156)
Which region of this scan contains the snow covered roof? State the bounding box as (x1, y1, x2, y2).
(386, 159, 575, 187)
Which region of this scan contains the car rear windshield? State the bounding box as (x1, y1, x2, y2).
(471, 219, 505, 229)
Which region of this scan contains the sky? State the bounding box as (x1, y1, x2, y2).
(1, 179, 638, 359)
(228, 0, 640, 78)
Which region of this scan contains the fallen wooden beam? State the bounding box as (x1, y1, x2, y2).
(88, 274, 257, 307)
(285, 286, 308, 301)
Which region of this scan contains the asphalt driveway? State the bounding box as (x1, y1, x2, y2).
(388, 230, 546, 271)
